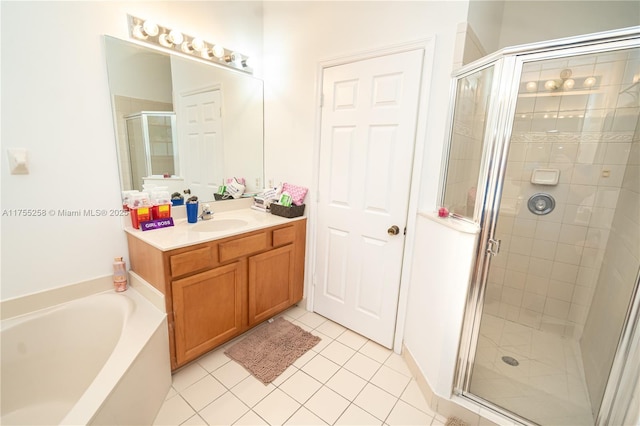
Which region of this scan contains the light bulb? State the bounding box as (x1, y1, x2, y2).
(525, 81, 538, 92)
(132, 25, 146, 39)
(168, 30, 183, 45)
(142, 20, 159, 37)
(231, 52, 242, 65)
(132, 20, 159, 39)
(544, 80, 558, 91)
(563, 78, 575, 90)
(181, 38, 205, 54)
(159, 30, 183, 47)
(583, 76, 597, 88)
(159, 34, 171, 47)
(211, 44, 225, 59)
(191, 38, 205, 52)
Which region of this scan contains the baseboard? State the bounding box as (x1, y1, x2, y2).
(401, 344, 502, 426)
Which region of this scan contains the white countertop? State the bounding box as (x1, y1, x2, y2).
(124, 207, 306, 251)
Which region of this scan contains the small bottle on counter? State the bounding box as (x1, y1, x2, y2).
(113, 257, 127, 292)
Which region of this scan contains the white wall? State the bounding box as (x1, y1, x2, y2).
(262, 0, 470, 399)
(0, 0, 473, 399)
(262, 1, 468, 210)
(0, 1, 263, 300)
(498, 1, 639, 50)
(463, 1, 639, 66)
(2, 0, 471, 400)
(466, 0, 504, 54)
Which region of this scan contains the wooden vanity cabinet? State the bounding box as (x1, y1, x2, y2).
(172, 261, 245, 366)
(127, 219, 306, 370)
(249, 244, 295, 325)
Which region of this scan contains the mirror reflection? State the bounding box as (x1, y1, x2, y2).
(125, 111, 178, 189)
(104, 36, 264, 202)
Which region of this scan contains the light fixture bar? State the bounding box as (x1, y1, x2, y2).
(127, 15, 252, 74)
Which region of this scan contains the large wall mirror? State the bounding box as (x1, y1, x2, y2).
(104, 36, 264, 202)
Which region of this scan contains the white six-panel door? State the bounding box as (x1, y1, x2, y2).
(314, 49, 424, 348)
(177, 88, 224, 201)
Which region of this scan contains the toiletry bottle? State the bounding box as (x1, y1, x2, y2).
(113, 257, 127, 292)
(128, 193, 151, 229)
(152, 191, 172, 219)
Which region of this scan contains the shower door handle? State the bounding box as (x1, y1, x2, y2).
(487, 238, 501, 256)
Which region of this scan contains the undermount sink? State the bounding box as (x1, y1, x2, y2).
(190, 219, 249, 232)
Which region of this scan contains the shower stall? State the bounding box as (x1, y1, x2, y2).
(124, 111, 178, 190)
(442, 28, 640, 425)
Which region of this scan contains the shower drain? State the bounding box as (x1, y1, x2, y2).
(501, 355, 519, 366)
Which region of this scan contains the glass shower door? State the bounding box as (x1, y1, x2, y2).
(468, 47, 640, 425)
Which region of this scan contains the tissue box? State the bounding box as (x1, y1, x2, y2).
(270, 203, 305, 218)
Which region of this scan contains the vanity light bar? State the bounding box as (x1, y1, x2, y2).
(127, 15, 252, 74)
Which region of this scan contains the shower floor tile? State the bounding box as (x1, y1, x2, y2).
(470, 314, 594, 425)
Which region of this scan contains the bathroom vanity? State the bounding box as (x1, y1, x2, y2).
(125, 208, 306, 370)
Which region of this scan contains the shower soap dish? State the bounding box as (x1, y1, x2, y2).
(531, 168, 559, 185)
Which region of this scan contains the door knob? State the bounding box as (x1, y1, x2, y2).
(387, 225, 400, 236)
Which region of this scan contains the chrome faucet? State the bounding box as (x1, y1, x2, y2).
(199, 203, 213, 220)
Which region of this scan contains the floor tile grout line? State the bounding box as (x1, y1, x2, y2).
(163, 309, 431, 426)
(171, 350, 433, 425)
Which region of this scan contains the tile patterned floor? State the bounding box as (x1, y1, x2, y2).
(153, 306, 447, 425)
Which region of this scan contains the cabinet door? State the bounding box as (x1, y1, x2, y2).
(172, 261, 243, 365)
(248, 244, 295, 325)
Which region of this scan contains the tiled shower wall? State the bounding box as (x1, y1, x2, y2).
(485, 50, 640, 339)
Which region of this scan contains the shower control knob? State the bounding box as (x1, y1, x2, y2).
(387, 225, 400, 236)
(528, 193, 555, 216)
(535, 199, 547, 211)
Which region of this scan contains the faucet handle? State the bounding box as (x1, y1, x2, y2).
(200, 203, 213, 220)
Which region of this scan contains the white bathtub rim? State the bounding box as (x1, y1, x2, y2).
(0, 290, 133, 332)
(1, 272, 165, 322)
(1, 275, 114, 321)
(0, 287, 167, 425)
(60, 288, 166, 425)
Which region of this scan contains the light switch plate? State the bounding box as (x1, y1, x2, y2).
(7, 148, 29, 174)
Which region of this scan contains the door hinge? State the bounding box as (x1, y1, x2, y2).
(487, 238, 501, 256)
(404, 226, 407, 235)
(320, 93, 324, 108)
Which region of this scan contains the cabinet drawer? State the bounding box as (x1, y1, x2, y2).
(219, 232, 268, 263)
(273, 226, 296, 247)
(170, 246, 214, 277)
